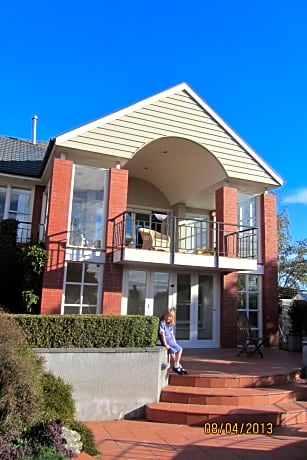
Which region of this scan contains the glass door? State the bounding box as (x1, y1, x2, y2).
(175, 273, 218, 347)
(176, 274, 191, 340)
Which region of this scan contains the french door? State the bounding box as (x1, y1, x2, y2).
(122, 269, 219, 347)
(175, 273, 219, 347)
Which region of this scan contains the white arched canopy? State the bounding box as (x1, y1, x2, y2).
(125, 136, 226, 209)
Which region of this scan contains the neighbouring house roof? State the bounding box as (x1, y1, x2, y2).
(0, 136, 48, 177)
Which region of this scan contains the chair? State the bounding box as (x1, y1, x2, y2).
(236, 313, 269, 358)
(138, 228, 170, 251)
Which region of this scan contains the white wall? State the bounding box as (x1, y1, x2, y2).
(36, 347, 169, 421)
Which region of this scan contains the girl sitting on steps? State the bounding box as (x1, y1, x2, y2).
(159, 307, 188, 375)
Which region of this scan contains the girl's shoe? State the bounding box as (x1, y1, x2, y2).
(173, 366, 184, 375)
(180, 367, 188, 374)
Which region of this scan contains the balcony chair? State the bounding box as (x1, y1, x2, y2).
(138, 228, 170, 252)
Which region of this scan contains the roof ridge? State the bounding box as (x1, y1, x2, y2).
(0, 135, 48, 145)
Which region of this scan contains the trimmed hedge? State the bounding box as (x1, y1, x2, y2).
(13, 314, 160, 348)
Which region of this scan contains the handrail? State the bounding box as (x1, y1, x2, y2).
(15, 220, 45, 244)
(110, 211, 258, 260)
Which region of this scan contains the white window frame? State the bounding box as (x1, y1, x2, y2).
(0, 184, 34, 241)
(61, 261, 103, 314)
(237, 274, 263, 336)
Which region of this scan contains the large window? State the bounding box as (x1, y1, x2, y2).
(69, 165, 108, 248)
(0, 185, 32, 241)
(237, 193, 258, 258)
(237, 274, 261, 336)
(63, 262, 102, 314)
(177, 214, 210, 253)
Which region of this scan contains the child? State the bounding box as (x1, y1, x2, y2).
(159, 307, 188, 375)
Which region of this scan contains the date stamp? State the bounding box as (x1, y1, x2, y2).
(203, 422, 273, 435)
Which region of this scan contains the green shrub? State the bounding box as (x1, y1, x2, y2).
(21, 242, 49, 314)
(68, 421, 100, 457)
(0, 314, 44, 434)
(42, 373, 76, 425)
(0, 219, 23, 312)
(14, 314, 160, 348)
(24, 448, 68, 460)
(288, 299, 307, 334)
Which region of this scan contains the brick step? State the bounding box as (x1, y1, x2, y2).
(145, 400, 307, 427)
(168, 370, 300, 388)
(160, 382, 307, 407)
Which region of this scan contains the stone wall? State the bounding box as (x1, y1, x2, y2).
(36, 346, 168, 421)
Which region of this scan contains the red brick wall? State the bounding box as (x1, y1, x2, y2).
(216, 187, 238, 346)
(220, 272, 238, 347)
(102, 168, 128, 314)
(40, 158, 73, 314)
(260, 193, 279, 345)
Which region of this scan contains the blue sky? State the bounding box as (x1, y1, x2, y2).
(1, 0, 306, 242)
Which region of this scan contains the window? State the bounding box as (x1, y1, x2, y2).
(127, 270, 147, 315)
(69, 165, 108, 248)
(237, 193, 258, 258)
(125, 269, 170, 316)
(0, 185, 32, 241)
(63, 262, 102, 314)
(237, 274, 261, 336)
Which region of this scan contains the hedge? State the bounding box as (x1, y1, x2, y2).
(12, 314, 160, 348)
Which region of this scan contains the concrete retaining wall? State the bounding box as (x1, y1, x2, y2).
(36, 347, 169, 421)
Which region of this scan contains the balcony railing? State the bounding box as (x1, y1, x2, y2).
(15, 221, 45, 244)
(110, 212, 258, 260)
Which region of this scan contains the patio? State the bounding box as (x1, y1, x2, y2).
(179, 346, 304, 377)
(78, 347, 307, 459)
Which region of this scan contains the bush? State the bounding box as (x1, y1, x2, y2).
(0, 219, 23, 312)
(24, 447, 68, 460)
(288, 299, 307, 334)
(42, 373, 76, 425)
(0, 429, 30, 460)
(0, 314, 99, 458)
(22, 420, 75, 459)
(68, 421, 100, 457)
(14, 314, 160, 348)
(0, 314, 44, 434)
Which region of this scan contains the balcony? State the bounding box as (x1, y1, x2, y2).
(12, 221, 45, 244)
(110, 212, 258, 272)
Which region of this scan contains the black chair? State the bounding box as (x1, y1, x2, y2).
(237, 313, 269, 358)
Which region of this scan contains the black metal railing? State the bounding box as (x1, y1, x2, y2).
(16, 221, 45, 244)
(110, 212, 258, 260)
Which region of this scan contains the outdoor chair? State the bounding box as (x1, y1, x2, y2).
(236, 312, 269, 358)
(138, 228, 170, 251)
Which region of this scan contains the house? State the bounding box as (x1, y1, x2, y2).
(0, 83, 283, 348)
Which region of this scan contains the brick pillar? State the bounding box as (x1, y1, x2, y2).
(102, 168, 128, 314)
(40, 158, 73, 314)
(216, 187, 238, 346)
(31, 185, 45, 240)
(261, 193, 279, 345)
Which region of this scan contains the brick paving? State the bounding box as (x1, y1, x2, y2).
(77, 348, 307, 459)
(79, 420, 307, 459)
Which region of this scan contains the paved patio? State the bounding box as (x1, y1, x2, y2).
(78, 348, 307, 459)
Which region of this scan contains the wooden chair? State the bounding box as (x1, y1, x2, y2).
(236, 313, 269, 358)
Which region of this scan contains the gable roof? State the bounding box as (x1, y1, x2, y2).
(0, 136, 48, 177)
(55, 83, 283, 188)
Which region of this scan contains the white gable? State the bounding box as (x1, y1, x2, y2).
(55, 83, 283, 188)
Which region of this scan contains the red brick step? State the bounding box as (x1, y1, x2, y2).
(160, 383, 307, 407)
(145, 400, 307, 427)
(168, 370, 300, 388)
